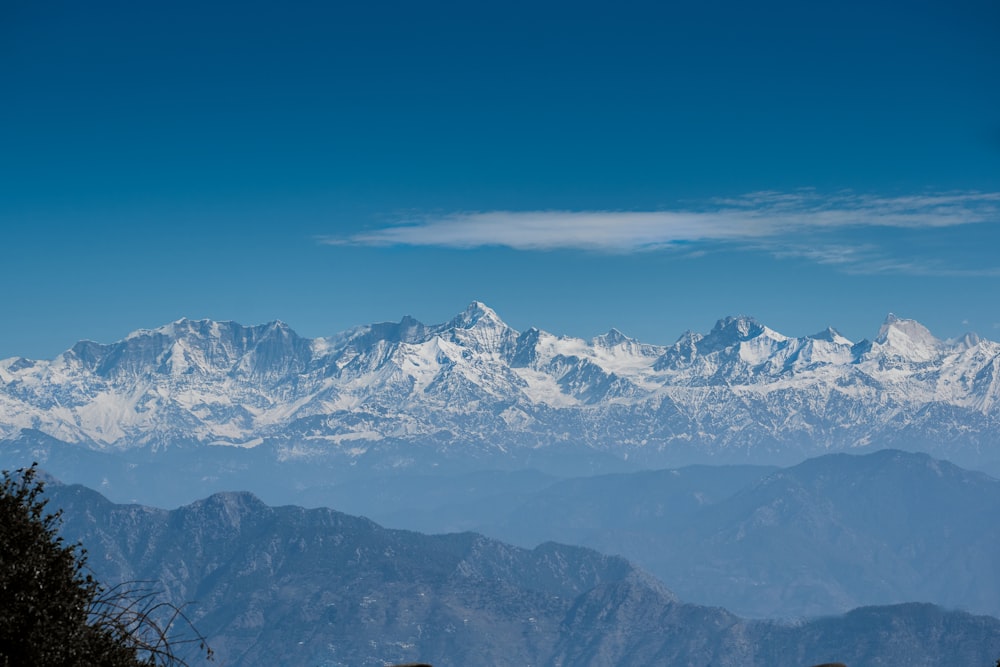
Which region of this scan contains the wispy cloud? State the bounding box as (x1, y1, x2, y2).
(770, 243, 1000, 277)
(320, 191, 1000, 255)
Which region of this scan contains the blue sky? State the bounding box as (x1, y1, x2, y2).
(2, 0, 999, 358)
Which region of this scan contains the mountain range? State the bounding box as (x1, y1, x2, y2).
(6, 304, 1000, 663)
(2, 302, 1000, 476)
(46, 480, 1000, 667)
(379, 449, 1000, 620)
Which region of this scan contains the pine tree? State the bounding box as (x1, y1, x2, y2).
(0, 464, 209, 666)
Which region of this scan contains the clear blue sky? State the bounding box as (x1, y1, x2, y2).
(2, 0, 999, 358)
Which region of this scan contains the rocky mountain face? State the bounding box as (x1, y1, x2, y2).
(2, 303, 1000, 473)
(47, 482, 1000, 667)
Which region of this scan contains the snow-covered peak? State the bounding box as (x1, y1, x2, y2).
(593, 328, 633, 348)
(660, 330, 703, 365)
(808, 327, 853, 346)
(447, 301, 508, 330)
(874, 314, 941, 362)
(736, 315, 760, 335)
(672, 330, 704, 346)
(335, 315, 432, 351)
(443, 302, 516, 355)
(57, 317, 314, 382)
(655, 317, 829, 373)
(718, 315, 765, 338)
(695, 315, 787, 356)
(143, 318, 299, 349)
(149, 317, 227, 338)
(952, 332, 982, 351)
(265, 319, 293, 334)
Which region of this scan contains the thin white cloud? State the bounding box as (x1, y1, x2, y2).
(320, 191, 1000, 253)
(770, 241, 1000, 277)
(326, 210, 755, 252)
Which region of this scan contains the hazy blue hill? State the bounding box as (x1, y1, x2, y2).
(17, 437, 1000, 621)
(431, 450, 1000, 619)
(304, 468, 563, 532)
(49, 482, 655, 666)
(474, 463, 776, 548)
(665, 449, 1000, 618)
(43, 480, 1000, 667)
(751, 603, 1000, 667)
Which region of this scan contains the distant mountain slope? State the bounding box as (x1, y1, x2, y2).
(437, 450, 1000, 619)
(3, 303, 1000, 472)
(678, 449, 1000, 618)
(46, 482, 1000, 667)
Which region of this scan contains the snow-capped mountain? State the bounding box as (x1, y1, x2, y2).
(2, 302, 999, 468)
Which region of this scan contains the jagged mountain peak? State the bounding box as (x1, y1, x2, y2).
(439, 302, 518, 355)
(157, 318, 307, 354)
(189, 489, 270, 513)
(655, 317, 859, 372)
(336, 314, 432, 349)
(509, 327, 544, 367)
(59, 317, 313, 381)
(263, 319, 294, 334)
(152, 317, 233, 336)
(447, 301, 509, 330)
(671, 329, 704, 345)
(128, 317, 297, 343)
(711, 315, 767, 339)
(876, 313, 937, 342)
(808, 326, 853, 345)
(693, 315, 787, 356)
(955, 331, 983, 349)
(874, 313, 941, 361)
(593, 327, 633, 347)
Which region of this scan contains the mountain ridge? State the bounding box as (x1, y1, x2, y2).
(43, 478, 1000, 667)
(364, 448, 1000, 619)
(2, 303, 1000, 472)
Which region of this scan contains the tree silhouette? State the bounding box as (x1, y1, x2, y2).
(0, 464, 211, 666)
